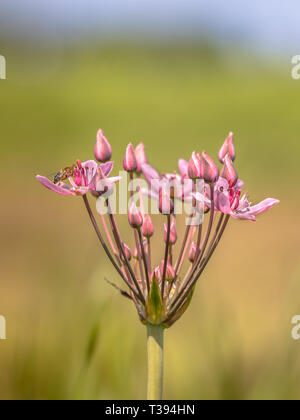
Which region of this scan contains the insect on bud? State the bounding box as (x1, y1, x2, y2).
(135, 143, 148, 173)
(94, 129, 112, 163)
(201, 151, 219, 184)
(123, 143, 137, 172)
(188, 152, 203, 180)
(128, 202, 143, 229)
(142, 215, 154, 238)
(221, 154, 238, 187)
(120, 242, 132, 262)
(160, 261, 175, 283)
(218, 132, 236, 164)
(164, 219, 177, 245)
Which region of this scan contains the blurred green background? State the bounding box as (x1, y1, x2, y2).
(1, 2, 300, 400)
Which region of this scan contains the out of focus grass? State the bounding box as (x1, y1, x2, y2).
(0, 42, 299, 400)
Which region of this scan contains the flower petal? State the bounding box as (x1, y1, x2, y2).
(216, 192, 231, 214)
(178, 159, 189, 178)
(248, 198, 280, 216)
(141, 163, 160, 188)
(82, 160, 98, 185)
(100, 161, 114, 177)
(231, 212, 256, 222)
(36, 175, 74, 195)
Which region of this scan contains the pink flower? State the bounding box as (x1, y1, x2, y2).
(194, 176, 279, 222)
(141, 162, 194, 203)
(37, 160, 120, 196)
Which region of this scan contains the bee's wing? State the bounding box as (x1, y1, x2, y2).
(46, 172, 58, 177)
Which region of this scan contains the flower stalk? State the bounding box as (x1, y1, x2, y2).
(147, 324, 164, 400)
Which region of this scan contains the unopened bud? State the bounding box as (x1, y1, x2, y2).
(160, 261, 175, 282)
(201, 151, 219, 184)
(188, 152, 203, 180)
(188, 242, 198, 263)
(123, 143, 137, 172)
(221, 154, 238, 187)
(128, 202, 143, 229)
(142, 215, 154, 238)
(159, 187, 174, 215)
(120, 242, 132, 262)
(164, 219, 177, 245)
(218, 132, 236, 164)
(151, 266, 161, 283)
(135, 143, 148, 173)
(94, 129, 112, 163)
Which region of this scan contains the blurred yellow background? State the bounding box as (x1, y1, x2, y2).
(0, 11, 300, 399)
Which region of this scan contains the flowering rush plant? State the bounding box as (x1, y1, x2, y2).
(37, 130, 279, 399)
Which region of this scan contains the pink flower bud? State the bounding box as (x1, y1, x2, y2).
(164, 220, 177, 245)
(135, 143, 148, 173)
(123, 143, 137, 172)
(218, 132, 236, 164)
(221, 154, 238, 187)
(188, 152, 203, 180)
(128, 202, 143, 229)
(188, 242, 198, 263)
(151, 266, 161, 283)
(94, 129, 112, 163)
(133, 247, 139, 260)
(160, 261, 175, 282)
(142, 215, 154, 238)
(159, 187, 174, 215)
(201, 151, 219, 184)
(120, 242, 132, 262)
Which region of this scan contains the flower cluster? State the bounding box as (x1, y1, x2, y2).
(37, 130, 279, 327)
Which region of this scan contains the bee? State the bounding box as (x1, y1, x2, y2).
(53, 165, 77, 184)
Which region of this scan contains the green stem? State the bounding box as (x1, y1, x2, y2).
(146, 324, 164, 400)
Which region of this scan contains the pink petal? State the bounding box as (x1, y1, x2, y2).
(108, 176, 121, 184)
(216, 192, 231, 214)
(178, 159, 189, 178)
(82, 160, 98, 185)
(141, 163, 160, 186)
(248, 198, 279, 216)
(140, 187, 159, 201)
(231, 212, 256, 222)
(36, 175, 73, 196)
(100, 161, 114, 177)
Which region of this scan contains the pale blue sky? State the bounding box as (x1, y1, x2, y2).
(0, 0, 299, 55)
